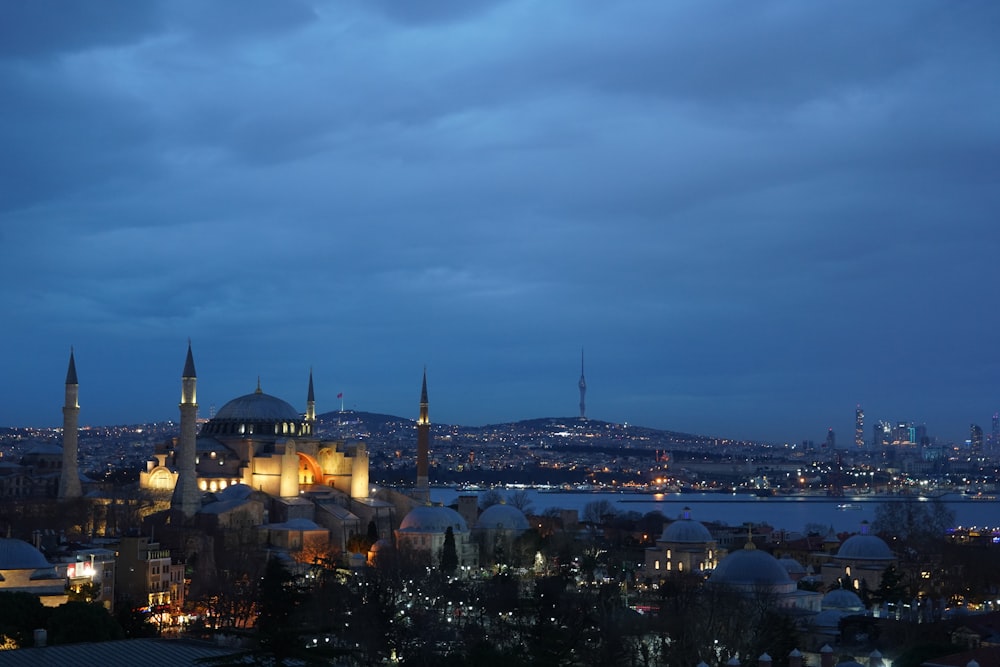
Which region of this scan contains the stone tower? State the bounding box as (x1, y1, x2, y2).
(305, 368, 316, 434)
(171, 342, 201, 518)
(58, 348, 82, 499)
(415, 368, 430, 501)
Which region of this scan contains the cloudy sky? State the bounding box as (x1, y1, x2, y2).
(2, 1, 998, 444)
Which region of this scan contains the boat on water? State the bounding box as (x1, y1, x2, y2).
(837, 503, 863, 511)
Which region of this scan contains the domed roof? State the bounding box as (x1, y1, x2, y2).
(476, 504, 530, 532)
(836, 534, 893, 561)
(214, 390, 300, 422)
(369, 538, 393, 554)
(0, 538, 51, 569)
(812, 609, 846, 629)
(709, 546, 795, 593)
(399, 506, 469, 534)
(661, 508, 713, 543)
(822, 588, 864, 611)
(778, 557, 807, 575)
(662, 518, 713, 543)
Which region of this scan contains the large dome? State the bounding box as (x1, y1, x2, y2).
(836, 534, 893, 561)
(0, 538, 50, 569)
(399, 506, 469, 534)
(200, 386, 308, 439)
(476, 504, 530, 532)
(708, 546, 795, 593)
(214, 391, 300, 422)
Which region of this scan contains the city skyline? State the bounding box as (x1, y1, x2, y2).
(2, 2, 998, 443)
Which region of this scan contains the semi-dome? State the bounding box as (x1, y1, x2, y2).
(214, 390, 300, 422)
(399, 506, 469, 534)
(836, 534, 893, 561)
(822, 588, 864, 611)
(708, 546, 795, 593)
(476, 504, 530, 532)
(0, 538, 51, 569)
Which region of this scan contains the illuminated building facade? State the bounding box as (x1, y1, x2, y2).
(140, 345, 369, 515)
(62, 547, 116, 610)
(115, 534, 184, 612)
(644, 508, 721, 579)
(970, 423, 984, 453)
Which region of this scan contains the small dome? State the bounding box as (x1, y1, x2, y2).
(778, 557, 806, 575)
(214, 391, 300, 422)
(709, 547, 795, 593)
(812, 608, 845, 629)
(476, 504, 530, 532)
(822, 589, 864, 611)
(662, 518, 713, 543)
(369, 539, 393, 554)
(399, 506, 469, 534)
(836, 534, 893, 561)
(0, 538, 51, 569)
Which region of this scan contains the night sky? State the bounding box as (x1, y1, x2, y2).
(2, 1, 998, 444)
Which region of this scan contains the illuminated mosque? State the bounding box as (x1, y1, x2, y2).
(138, 343, 369, 507)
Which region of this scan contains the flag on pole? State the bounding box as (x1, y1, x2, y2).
(337, 393, 343, 399)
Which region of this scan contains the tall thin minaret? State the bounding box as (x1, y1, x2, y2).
(416, 367, 430, 501)
(578, 348, 587, 420)
(305, 367, 316, 435)
(171, 341, 201, 519)
(58, 348, 82, 499)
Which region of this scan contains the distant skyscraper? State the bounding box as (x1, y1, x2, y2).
(578, 348, 587, 420)
(970, 424, 983, 453)
(826, 427, 835, 449)
(992, 412, 999, 452)
(855, 404, 864, 448)
(873, 420, 892, 449)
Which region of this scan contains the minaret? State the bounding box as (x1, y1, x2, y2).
(305, 367, 316, 435)
(58, 348, 82, 499)
(578, 348, 587, 420)
(416, 368, 430, 501)
(171, 342, 201, 519)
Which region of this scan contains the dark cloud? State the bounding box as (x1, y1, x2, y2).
(1, 1, 998, 444)
(0, 1, 162, 59)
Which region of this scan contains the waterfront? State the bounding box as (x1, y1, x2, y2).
(430, 489, 1000, 534)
